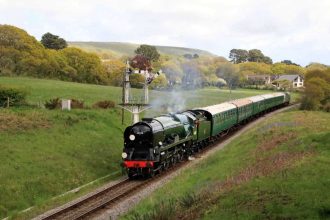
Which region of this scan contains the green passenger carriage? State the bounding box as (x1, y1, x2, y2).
(230, 99, 253, 122)
(247, 95, 266, 114)
(194, 102, 237, 136)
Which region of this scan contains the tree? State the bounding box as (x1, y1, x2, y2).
(301, 68, 330, 111)
(304, 69, 330, 83)
(60, 47, 106, 84)
(183, 54, 193, 59)
(41, 32, 67, 50)
(238, 62, 273, 76)
(281, 60, 299, 66)
(193, 54, 199, 59)
(230, 48, 273, 64)
(273, 79, 291, 90)
(161, 60, 183, 85)
(262, 56, 273, 64)
(135, 44, 160, 62)
(271, 63, 306, 75)
(229, 49, 248, 64)
(103, 59, 125, 86)
(216, 62, 240, 91)
(129, 73, 145, 88)
(130, 54, 152, 71)
(149, 74, 167, 89)
(248, 49, 265, 62)
(306, 62, 328, 71)
(181, 61, 204, 88)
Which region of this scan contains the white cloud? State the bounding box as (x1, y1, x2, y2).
(0, 0, 329, 65)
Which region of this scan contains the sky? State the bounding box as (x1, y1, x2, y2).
(0, 0, 329, 66)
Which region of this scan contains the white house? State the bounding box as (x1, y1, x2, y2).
(275, 75, 304, 88)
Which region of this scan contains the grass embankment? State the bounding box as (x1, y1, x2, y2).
(0, 109, 125, 217)
(0, 76, 273, 219)
(123, 110, 330, 220)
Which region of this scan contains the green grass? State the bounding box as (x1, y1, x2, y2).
(0, 76, 291, 219)
(0, 108, 126, 219)
(0, 76, 276, 116)
(122, 110, 330, 220)
(0, 76, 125, 105)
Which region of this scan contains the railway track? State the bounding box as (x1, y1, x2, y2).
(34, 103, 298, 220)
(36, 161, 188, 220)
(37, 179, 142, 220)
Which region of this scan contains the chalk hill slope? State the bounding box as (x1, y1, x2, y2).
(68, 41, 217, 57)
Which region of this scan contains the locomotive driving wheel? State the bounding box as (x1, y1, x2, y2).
(128, 170, 135, 180)
(149, 168, 155, 177)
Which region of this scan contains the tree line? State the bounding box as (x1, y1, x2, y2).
(0, 25, 106, 84)
(1, 25, 329, 109)
(229, 49, 273, 64)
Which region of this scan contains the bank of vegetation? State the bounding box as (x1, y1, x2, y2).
(301, 68, 330, 111)
(123, 110, 330, 220)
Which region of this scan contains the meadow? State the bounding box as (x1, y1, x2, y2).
(0, 76, 274, 219)
(122, 110, 330, 220)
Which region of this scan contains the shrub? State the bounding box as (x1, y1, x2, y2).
(45, 98, 61, 110)
(71, 99, 84, 109)
(322, 102, 330, 112)
(92, 100, 115, 109)
(0, 85, 27, 107)
(130, 200, 175, 220)
(180, 192, 199, 208)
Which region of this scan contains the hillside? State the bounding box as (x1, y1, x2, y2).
(123, 109, 330, 219)
(68, 41, 217, 57)
(0, 77, 271, 219)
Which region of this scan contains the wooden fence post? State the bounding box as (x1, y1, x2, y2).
(7, 97, 10, 108)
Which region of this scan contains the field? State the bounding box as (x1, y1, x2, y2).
(68, 41, 216, 57)
(0, 77, 281, 116)
(0, 76, 274, 219)
(122, 110, 330, 220)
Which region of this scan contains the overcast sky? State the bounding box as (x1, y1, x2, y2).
(1, 0, 329, 66)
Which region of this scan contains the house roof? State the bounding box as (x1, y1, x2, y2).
(247, 75, 277, 80)
(277, 74, 302, 82)
(247, 75, 270, 78)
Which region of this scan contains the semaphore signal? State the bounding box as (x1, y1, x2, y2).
(119, 60, 162, 124)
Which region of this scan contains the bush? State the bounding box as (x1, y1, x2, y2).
(71, 99, 84, 109)
(92, 100, 115, 109)
(321, 102, 330, 112)
(0, 85, 27, 107)
(44, 98, 61, 110)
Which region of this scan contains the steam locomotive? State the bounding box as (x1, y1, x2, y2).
(122, 92, 290, 178)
